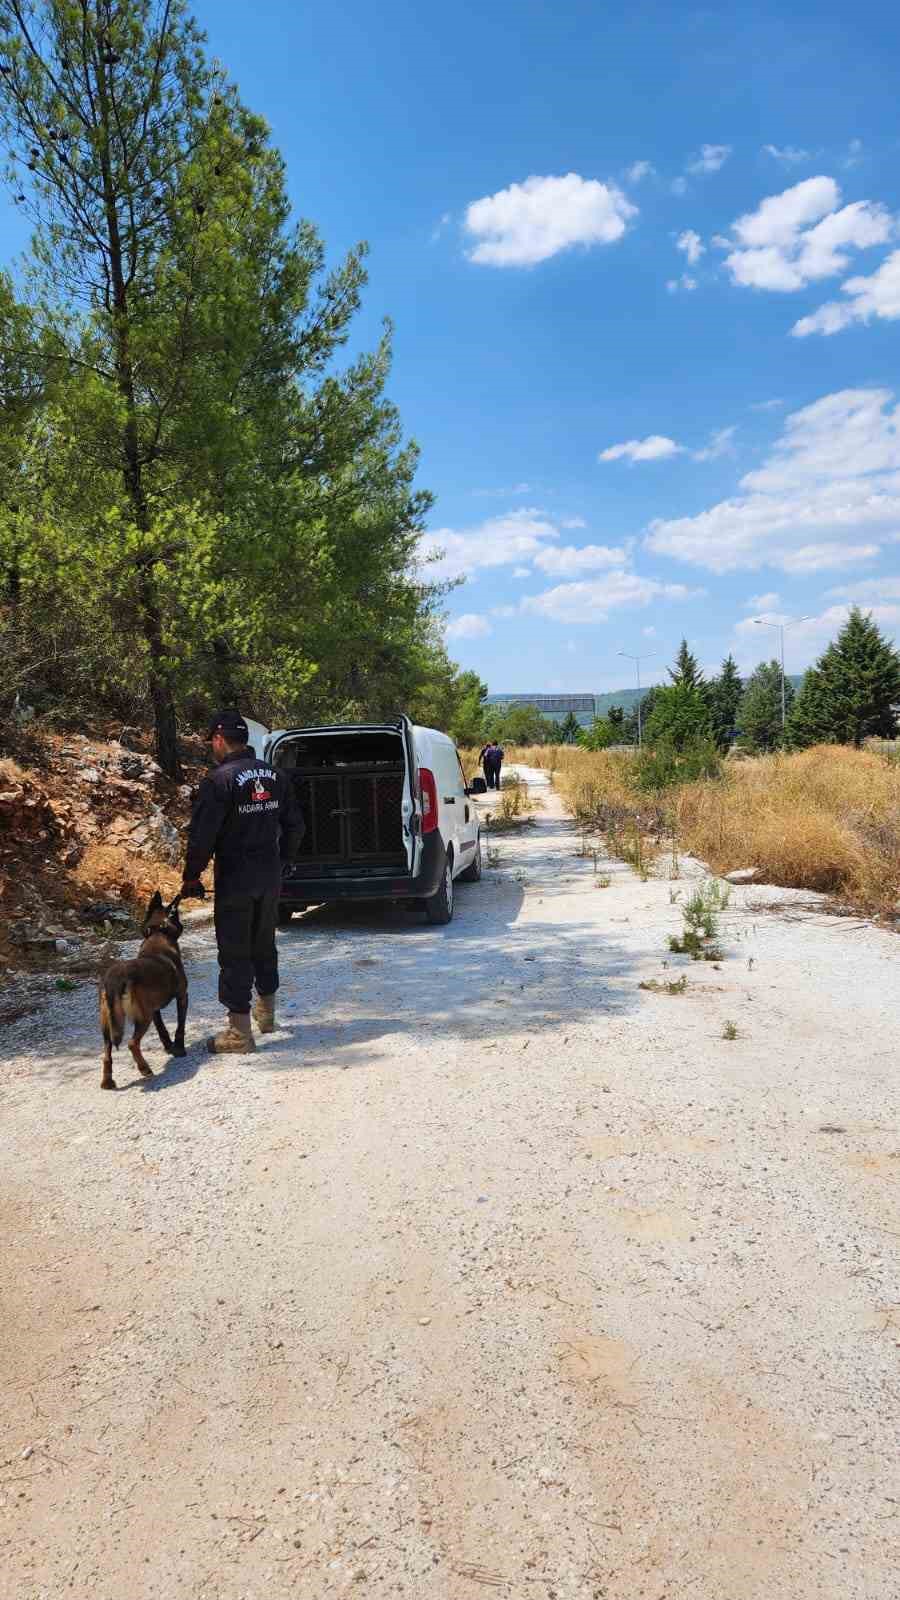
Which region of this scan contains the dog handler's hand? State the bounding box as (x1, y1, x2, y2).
(180, 878, 206, 901)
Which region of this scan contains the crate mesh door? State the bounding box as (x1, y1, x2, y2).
(295, 774, 343, 859)
(346, 772, 405, 860)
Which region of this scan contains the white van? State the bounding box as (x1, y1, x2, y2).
(252, 717, 482, 925)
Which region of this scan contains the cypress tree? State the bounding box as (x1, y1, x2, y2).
(788, 608, 900, 748)
(709, 654, 743, 750)
(739, 660, 792, 750)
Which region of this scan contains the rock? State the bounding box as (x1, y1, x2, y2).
(119, 755, 145, 781)
(724, 867, 760, 884)
(78, 767, 101, 784)
(10, 925, 58, 954)
(119, 726, 142, 751)
(178, 784, 193, 800)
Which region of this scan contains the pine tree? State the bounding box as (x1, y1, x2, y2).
(622, 685, 660, 744)
(644, 681, 712, 750)
(708, 655, 743, 750)
(788, 608, 900, 748)
(738, 660, 792, 750)
(669, 639, 704, 690)
(559, 711, 582, 744)
(607, 705, 625, 729)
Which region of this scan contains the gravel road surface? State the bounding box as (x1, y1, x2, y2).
(2, 766, 898, 1598)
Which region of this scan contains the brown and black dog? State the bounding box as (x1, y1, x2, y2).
(98, 891, 188, 1090)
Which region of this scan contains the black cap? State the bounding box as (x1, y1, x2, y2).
(206, 709, 249, 742)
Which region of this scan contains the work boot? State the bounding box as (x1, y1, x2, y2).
(253, 993, 276, 1034)
(207, 1011, 256, 1055)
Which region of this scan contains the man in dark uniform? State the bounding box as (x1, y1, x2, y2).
(181, 711, 305, 1054)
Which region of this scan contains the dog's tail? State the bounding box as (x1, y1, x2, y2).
(99, 973, 130, 1050)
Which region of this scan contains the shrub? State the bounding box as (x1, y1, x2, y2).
(635, 735, 721, 791)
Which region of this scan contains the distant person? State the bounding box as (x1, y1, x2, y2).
(483, 741, 503, 790)
(481, 742, 496, 789)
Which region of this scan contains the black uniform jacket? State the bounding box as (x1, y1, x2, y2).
(184, 746, 305, 895)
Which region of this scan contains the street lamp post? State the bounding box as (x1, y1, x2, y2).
(618, 651, 657, 748)
(751, 616, 812, 729)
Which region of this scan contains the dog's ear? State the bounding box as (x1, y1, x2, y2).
(148, 889, 163, 910)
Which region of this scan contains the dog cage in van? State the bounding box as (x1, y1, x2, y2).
(270, 726, 410, 875)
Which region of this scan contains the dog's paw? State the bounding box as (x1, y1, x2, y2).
(100, 1079, 118, 1091)
(170, 1044, 187, 1058)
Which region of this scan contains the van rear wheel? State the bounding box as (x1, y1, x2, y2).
(424, 853, 454, 924)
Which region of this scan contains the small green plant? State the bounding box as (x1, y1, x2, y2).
(596, 874, 611, 888)
(640, 974, 688, 995)
(722, 1020, 738, 1040)
(54, 976, 78, 992)
(668, 878, 729, 960)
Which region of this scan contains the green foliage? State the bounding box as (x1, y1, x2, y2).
(788, 608, 900, 749)
(722, 1020, 739, 1040)
(708, 654, 743, 750)
(559, 710, 582, 744)
(485, 702, 553, 745)
(738, 659, 792, 751)
(669, 639, 704, 690)
(644, 681, 713, 751)
(581, 715, 619, 750)
(668, 878, 729, 960)
(635, 734, 721, 792)
(606, 705, 625, 729)
(622, 685, 660, 744)
(0, 1, 440, 771)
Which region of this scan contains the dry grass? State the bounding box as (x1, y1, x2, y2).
(495, 742, 900, 915)
(677, 745, 900, 911)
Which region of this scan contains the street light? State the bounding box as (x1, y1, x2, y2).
(751, 616, 812, 728)
(618, 651, 657, 748)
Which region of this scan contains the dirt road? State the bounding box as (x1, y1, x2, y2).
(2, 767, 898, 1598)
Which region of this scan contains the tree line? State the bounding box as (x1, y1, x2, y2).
(551, 608, 900, 759)
(0, 0, 483, 777)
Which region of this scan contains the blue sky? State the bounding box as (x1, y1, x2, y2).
(5, 0, 900, 692)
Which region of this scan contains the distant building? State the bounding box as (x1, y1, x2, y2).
(485, 692, 598, 726)
(485, 693, 597, 713)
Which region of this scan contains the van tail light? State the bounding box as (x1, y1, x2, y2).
(418, 767, 438, 834)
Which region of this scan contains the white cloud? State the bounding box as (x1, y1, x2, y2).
(744, 591, 782, 610)
(490, 604, 517, 618)
(646, 387, 900, 573)
(522, 571, 701, 624)
(676, 229, 705, 264)
(513, 566, 531, 579)
(792, 248, 900, 337)
(463, 173, 637, 267)
(827, 575, 900, 601)
(750, 397, 785, 411)
(473, 481, 533, 497)
(642, 625, 657, 637)
(666, 274, 698, 292)
(779, 542, 880, 573)
(627, 160, 655, 183)
(446, 612, 491, 640)
(763, 144, 811, 166)
(420, 507, 559, 581)
(843, 138, 864, 170)
(671, 176, 688, 197)
(533, 543, 628, 576)
(688, 144, 732, 175)
(693, 425, 737, 462)
(724, 177, 892, 292)
(560, 515, 587, 529)
(600, 434, 683, 463)
(430, 211, 452, 241)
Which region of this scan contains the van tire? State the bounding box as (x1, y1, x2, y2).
(458, 836, 482, 883)
(424, 852, 454, 924)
